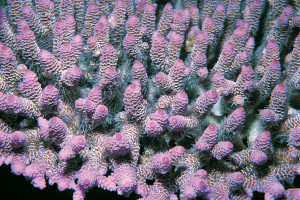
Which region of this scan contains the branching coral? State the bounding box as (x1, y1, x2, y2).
(0, 0, 299, 200)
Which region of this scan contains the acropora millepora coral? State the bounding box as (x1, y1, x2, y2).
(0, 0, 300, 199)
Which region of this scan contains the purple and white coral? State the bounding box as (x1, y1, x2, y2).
(0, 1, 299, 200)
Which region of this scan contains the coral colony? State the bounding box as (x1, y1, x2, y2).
(1, 0, 300, 199)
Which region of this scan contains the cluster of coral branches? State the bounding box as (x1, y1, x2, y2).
(0, 0, 300, 199)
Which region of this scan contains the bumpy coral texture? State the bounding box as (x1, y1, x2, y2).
(0, 0, 299, 200)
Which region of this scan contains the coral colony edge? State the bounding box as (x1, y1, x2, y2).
(0, 0, 300, 199)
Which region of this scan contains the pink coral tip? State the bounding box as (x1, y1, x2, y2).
(233, 27, 247, 37)
(208, 90, 218, 100)
(250, 150, 267, 165)
(155, 72, 167, 81)
(212, 141, 234, 160)
(93, 104, 109, 122)
(168, 116, 186, 131)
(260, 109, 276, 123)
(71, 135, 86, 152)
(58, 147, 74, 161)
(227, 172, 244, 191)
(196, 141, 210, 152)
(152, 31, 164, 41)
(241, 65, 254, 76)
(168, 146, 185, 161)
(110, 133, 131, 156)
(216, 3, 225, 12)
(273, 83, 287, 94)
(126, 15, 140, 27)
(151, 153, 173, 174)
(10, 131, 26, 148)
(145, 120, 163, 136)
(213, 71, 224, 81)
(269, 60, 281, 70)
